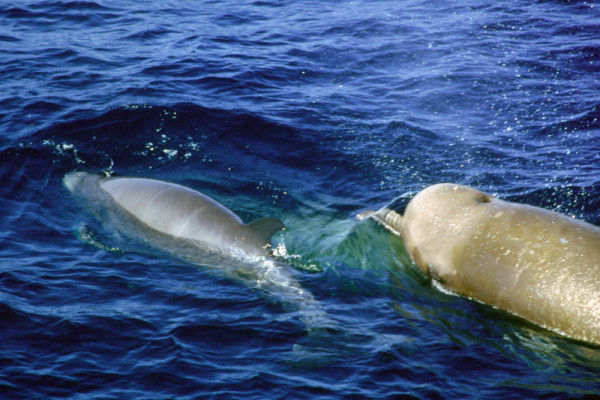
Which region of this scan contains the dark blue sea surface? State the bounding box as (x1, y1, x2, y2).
(2, 0, 600, 398)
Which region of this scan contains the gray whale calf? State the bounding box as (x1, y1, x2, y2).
(361, 183, 600, 345)
(64, 172, 327, 327)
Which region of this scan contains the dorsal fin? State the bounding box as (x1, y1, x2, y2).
(247, 217, 285, 244)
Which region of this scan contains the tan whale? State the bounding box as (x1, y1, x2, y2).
(361, 183, 600, 345)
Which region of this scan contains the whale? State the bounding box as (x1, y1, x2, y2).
(63, 171, 329, 328)
(360, 183, 600, 345)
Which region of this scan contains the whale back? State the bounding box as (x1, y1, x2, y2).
(99, 177, 282, 256)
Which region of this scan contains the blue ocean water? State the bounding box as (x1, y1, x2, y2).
(1, 0, 600, 398)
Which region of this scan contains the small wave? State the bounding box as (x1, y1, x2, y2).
(534, 105, 600, 136)
(1, 2, 118, 27)
(0, 34, 19, 42)
(39, 47, 79, 60)
(124, 28, 176, 42)
(0, 7, 44, 19)
(555, 23, 600, 37)
(212, 12, 268, 28)
(185, 76, 252, 92)
(30, 1, 114, 12)
(141, 63, 185, 76)
(21, 100, 64, 114)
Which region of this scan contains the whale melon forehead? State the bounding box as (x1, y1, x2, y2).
(404, 183, 495, 229)
(417, 183, 493, 205)
(400, 183, 498, 277)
